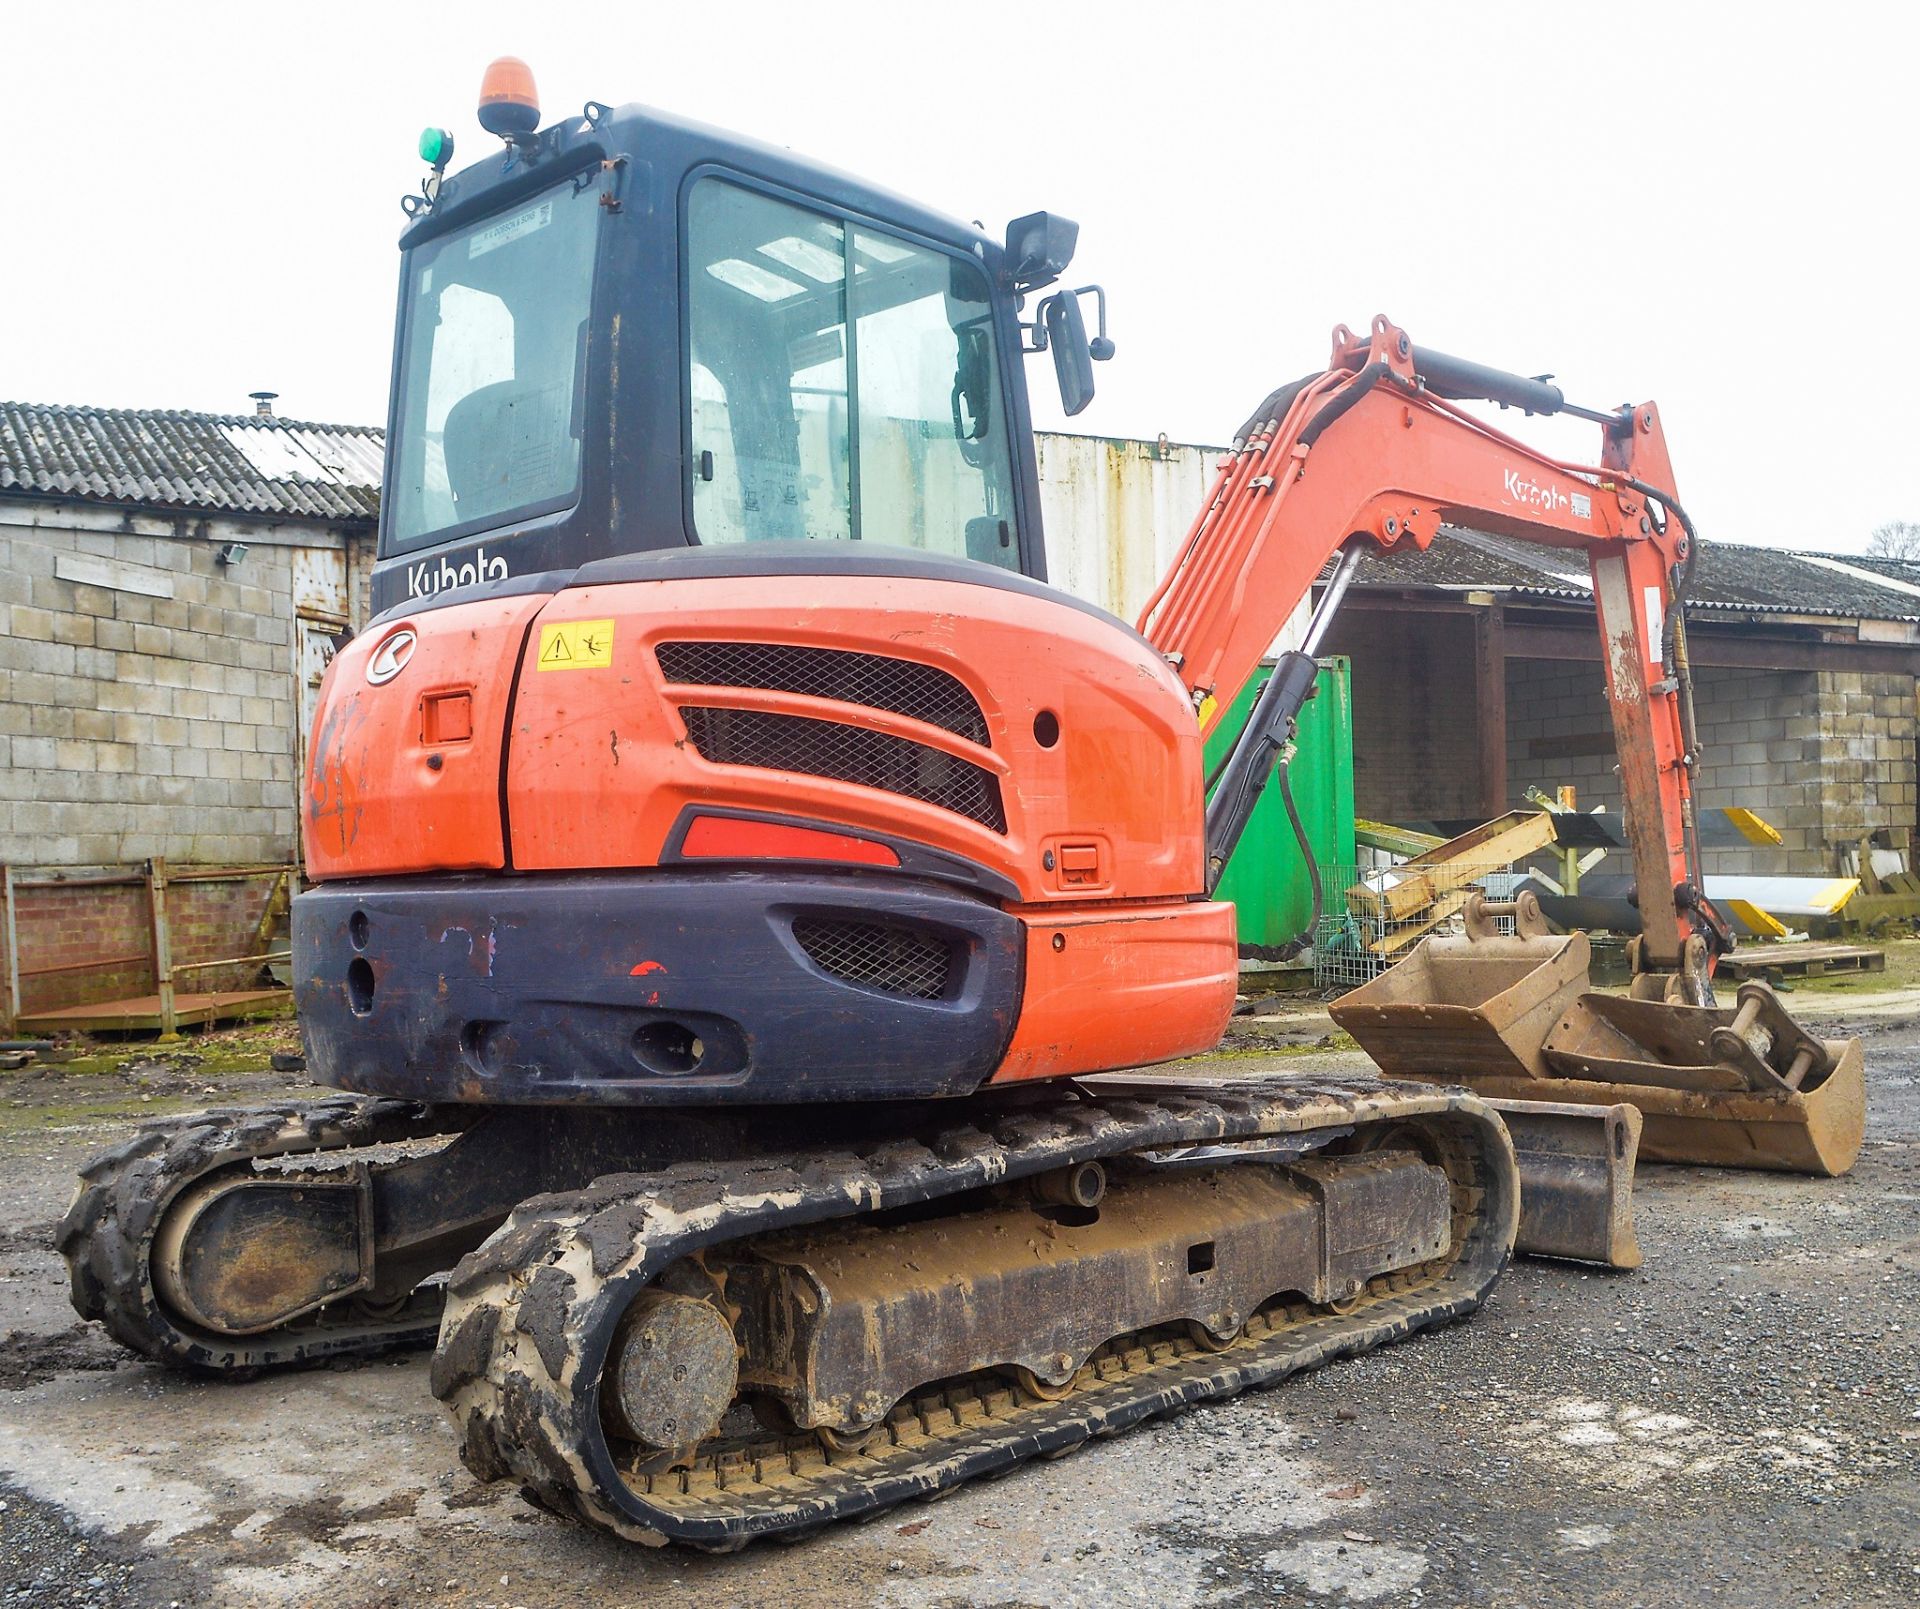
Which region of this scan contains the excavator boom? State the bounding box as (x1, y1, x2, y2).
(1151, 315, 1861, 1179)
(1147, 315, 1711, 985)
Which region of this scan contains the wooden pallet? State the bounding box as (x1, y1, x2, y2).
(16, 988, 289, 1035)
(1718, 943, 1885, 981)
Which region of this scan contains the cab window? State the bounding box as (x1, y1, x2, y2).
(686, 178, 1018, 567)
(386, 178, 600, 553)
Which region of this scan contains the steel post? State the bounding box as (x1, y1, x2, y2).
(147, 857, 178, 1041)
(0, 865, 18, 1034)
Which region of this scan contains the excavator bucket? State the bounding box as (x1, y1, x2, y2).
(1327, 927, 1591, 1082)
(1325, 902, 1641, 1263)
(1539, 988, 1864, 1176)
(1485, 1099, 1642, 1270)
(1330, 895, 1866, 1180)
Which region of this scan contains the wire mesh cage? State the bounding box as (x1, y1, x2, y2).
(1312, 862, 1531, 991)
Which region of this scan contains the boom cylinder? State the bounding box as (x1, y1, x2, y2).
(1202, 544, 1365, 890)
(1412, 347, 1566, 416)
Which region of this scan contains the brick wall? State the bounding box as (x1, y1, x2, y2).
(0, 505, 366, 869)
(6, 880, 153, 1015)
(1, 869, 283, 1018)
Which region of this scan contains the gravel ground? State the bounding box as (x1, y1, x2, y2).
(1, 996, 1916, 1607)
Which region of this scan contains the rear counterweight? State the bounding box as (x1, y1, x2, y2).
(294, 872, 1024, 1104)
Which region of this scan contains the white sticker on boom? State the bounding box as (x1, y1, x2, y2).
(469, 199, 553, 259)
(1644, 586, 1664, 657)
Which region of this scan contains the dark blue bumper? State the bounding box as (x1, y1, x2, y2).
(294, 871, 1023, 1105)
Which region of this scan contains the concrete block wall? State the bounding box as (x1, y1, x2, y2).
(1326, 611, 1486, 822)
(0, 506, 365, 869)
(1504, 658, 1909, 875)
(1814, 671, 1918, 853)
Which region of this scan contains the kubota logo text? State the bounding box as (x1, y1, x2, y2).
(405, 546, 509, 599)
(1502, 469, 1570, 514)
(1501, 469, 1594, 522)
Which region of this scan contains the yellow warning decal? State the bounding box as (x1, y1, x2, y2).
(1196, 693, 1219, 732)
(536, 619, 615, 671)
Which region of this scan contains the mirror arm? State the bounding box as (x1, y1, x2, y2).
(1070, 284, 1115, 361)
(1021, 287, 1114, 361)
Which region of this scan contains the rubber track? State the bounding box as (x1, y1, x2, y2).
(56, 1094, 468, 1371)
(432, 1076, 1517, 1549)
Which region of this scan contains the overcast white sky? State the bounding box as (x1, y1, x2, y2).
(8, 2, 1915, 552)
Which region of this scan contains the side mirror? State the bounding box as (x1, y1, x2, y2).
(1043, 291, 1096, 416)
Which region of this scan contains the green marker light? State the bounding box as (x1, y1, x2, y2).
(419, 127, 455, 169)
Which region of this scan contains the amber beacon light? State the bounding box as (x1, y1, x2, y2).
(478, 56, 541, 139)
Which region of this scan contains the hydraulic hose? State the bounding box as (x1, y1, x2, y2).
(1271, 760, 1323, 962)
(1231, 374, 1318, 450)
(1298, 364, 1389, 448)
(1223, 760, 1323, 966)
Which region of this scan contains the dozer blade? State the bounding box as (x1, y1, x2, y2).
(1485, 1099, 1642, 1270)
(1329, 895, 1865, 1179)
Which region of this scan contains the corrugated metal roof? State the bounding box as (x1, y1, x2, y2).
(0, 402, 382, 523)
(1351, 525, 1920, 623)
(3, 404, 1908, 628)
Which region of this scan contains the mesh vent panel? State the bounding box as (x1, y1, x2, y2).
(793, 918, 953, 1000)
(658, 641, 989, 746)
(679, 707, 1007, 832)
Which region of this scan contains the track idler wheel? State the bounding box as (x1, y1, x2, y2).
(151, 1169, 374, 1335)
(604, 1290, 739, 1452)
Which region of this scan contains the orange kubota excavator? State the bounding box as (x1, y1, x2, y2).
(60, 63, 1861, 1549)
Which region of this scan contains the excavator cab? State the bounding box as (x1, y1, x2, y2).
(297, 79, 1235, 1108)
(374, 94, 1092, 614)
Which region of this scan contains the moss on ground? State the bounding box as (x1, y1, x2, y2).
(0, 1093, 207, 1134)
(4, 1015, 303, 1083)
(1191, 1030, 1362, 1061)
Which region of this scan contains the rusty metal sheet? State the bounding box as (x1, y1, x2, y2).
(1031, 432, 1319, 652)
(292, 545, 349, 622)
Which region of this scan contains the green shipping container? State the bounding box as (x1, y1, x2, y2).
(1201, 657, 1356, 957)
